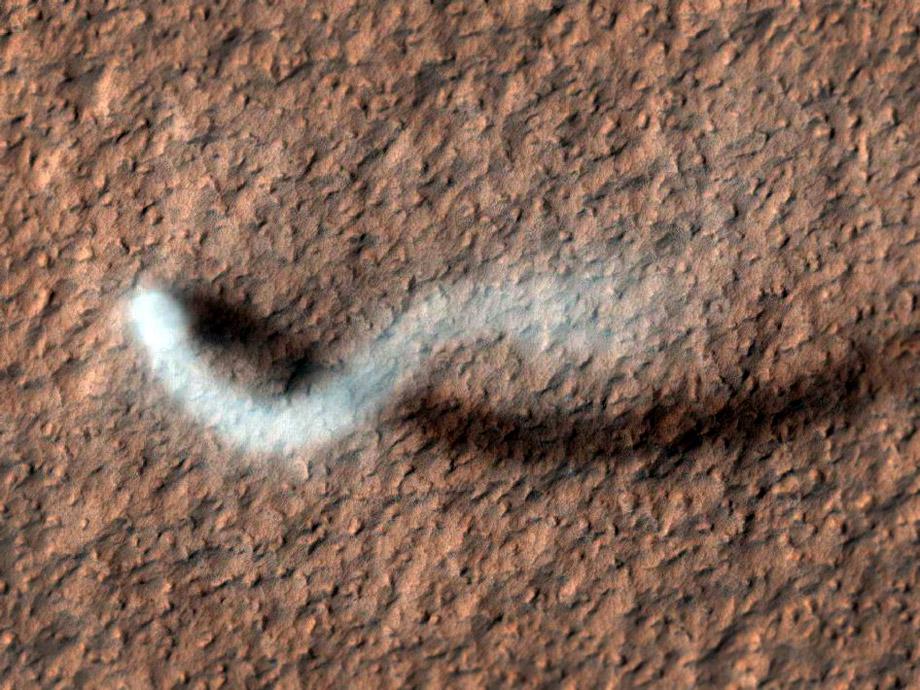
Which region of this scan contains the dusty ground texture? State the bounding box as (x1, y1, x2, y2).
(2, 1, 919, 688)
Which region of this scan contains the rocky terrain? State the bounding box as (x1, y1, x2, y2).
(1, 1, 918, 687)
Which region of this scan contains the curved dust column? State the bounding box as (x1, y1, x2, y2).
(126, 275, 636, 454)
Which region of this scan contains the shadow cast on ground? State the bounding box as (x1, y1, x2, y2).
(175, 286, 327, 394)
(401, 335, 917, 479)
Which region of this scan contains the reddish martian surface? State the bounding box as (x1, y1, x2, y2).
(1, 1, 918, 687)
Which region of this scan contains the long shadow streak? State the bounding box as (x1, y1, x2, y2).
(400, 335, 917, 479)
